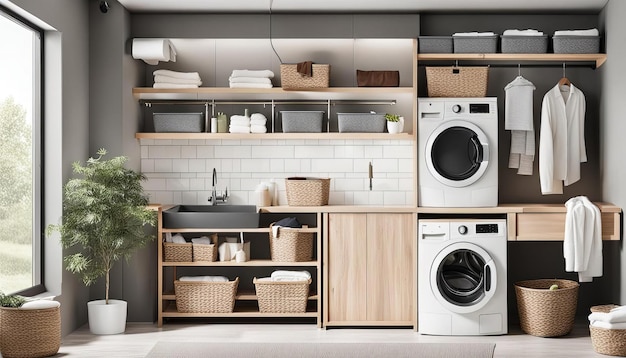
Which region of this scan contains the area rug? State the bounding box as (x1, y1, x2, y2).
(145, 341, 496, 358)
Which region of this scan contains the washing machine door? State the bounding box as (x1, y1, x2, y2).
(425, 120, 490, 188)
(429, 242, 497, 314)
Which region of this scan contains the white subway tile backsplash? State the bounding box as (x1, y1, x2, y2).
(140, 140, 414, 206)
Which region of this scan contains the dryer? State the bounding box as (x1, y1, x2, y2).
(418, 219, 508, 335)
(418, 98, 498, 207)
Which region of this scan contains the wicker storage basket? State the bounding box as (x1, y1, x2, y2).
(269, 223, 314, 262)
(0, 306, 61, 358)
(285, 177, 330, 206)
(426, 66, 489, 97)
(174, 277, 239, 313)
(280, 64, 330, 89)
(514, 279, 579, 337)
(192, 243, 217, 262)
(590, 304, 626, 356)
(163, 242, 193, 262)
(253, 278, 311, 313)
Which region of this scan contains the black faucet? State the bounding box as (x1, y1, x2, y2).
(209, 168, 228, 205)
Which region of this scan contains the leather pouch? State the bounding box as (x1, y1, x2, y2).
(356, 70, 400, 87)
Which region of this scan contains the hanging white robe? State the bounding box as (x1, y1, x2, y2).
(564, 196, 602, 282)
(538, 83, 587, 195)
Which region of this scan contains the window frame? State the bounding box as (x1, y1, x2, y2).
(0, 5, 45, 296)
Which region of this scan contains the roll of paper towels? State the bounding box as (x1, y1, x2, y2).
(132, 39, 177, 65)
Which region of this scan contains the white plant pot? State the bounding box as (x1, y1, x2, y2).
(87, 299, 127, 335)
(387, 117, 404, 134)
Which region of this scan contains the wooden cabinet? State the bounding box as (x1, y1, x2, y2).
(323, 212, 416, 327)
(156, 211, 322, 327)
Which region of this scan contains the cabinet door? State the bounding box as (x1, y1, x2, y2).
(327, 213, 367, 322)
(366, 213, 414, 323)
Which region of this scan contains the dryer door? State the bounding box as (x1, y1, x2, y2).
(425, 120, 490, 188)
(429, 242, 497, 314)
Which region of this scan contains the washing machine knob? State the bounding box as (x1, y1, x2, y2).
(458, 225, 468, 235)
(452, 104, 462, 113)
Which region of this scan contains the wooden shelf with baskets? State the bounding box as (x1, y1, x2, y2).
(416, 53, 607, 68)
(156, 210, 323, 327)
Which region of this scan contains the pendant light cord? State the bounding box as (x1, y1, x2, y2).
(269, 0, 284, 64)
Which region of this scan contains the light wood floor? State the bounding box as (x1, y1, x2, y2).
(55, 321, 604, 357)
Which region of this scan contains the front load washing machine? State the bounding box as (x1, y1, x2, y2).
(418, 219, 507, 335)
(418, 97, 498, 207)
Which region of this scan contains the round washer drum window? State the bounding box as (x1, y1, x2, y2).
(436, 249, 486, 306)
(431, 126, 483, 181)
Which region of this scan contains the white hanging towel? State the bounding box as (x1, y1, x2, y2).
(504, 75, 536, 175)
(132, 38, 177, 65)
(564, 196, 602, 282)
(538, 83, 587, 194)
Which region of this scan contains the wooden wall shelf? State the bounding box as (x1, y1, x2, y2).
(416, 53, 607, 68)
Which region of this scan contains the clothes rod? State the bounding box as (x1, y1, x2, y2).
(417, 63, 597, 69)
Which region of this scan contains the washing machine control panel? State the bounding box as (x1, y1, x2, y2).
(476, 223, 499, 233)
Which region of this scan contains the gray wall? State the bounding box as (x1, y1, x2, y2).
(601, 0, 626, 308)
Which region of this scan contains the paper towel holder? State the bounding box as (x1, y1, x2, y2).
(99, 1, 109, 13)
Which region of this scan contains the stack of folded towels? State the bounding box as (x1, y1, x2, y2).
(229, 69, 274, 89)
(229, 112, 268, 133)
(588, 305, 626, 330)
(256, 270, 311, 282)
(153, 69, 202, 89)
(503, 29, 544, 36)
(191, 236, 214, 245)
(452, 31, 497, 37)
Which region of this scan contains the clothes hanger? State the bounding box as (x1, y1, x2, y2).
(558, 63, 571, 86)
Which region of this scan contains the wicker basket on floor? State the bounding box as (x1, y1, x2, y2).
(0, 306, 61, 358)
(253, 278, 311, 313)
(174, 277, 239, 313)
(514, 279, 579, 337)
(590, 304, 626, 356)
(269, 223, 314, 262)
(163, 242, 193, 262)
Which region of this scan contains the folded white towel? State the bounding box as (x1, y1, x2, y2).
(251, 125, 267, 133)
(153, 69, 201, 81)
(172, 234, 186, 244)
(191, 237, 214, 245)
(165, 232, 173, 243)
(271, 270, 311, 281)
(20, 300, 61, 310)
(590, 320, 626, 330)
(153, 83, 199, 89)
(588, 308, 626, 323)
(229, 82, 273, 89)
(250, 113, 267, 125)
(230, 115, 250, 126)
(155, 74, 202, 86)
(503, 29, 544, 36)
(554, 28, 599, 37)
(452, 32, 496, 37)
(255, 277, 273, 282)
(231, 69, 275, 78)
(229, 125, 251, 134)
(229, 76, 272, 84)
(179, 276, 229, 282)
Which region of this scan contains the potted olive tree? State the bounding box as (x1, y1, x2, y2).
(47, 149, 157, 335)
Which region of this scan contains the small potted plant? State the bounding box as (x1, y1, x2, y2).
(47, 149, 157, 335)
(385, 113, 404, 134)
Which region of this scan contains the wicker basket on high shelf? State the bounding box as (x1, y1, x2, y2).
(280, 64, 330, 89)
(174, 278, 239, 313)
(589, 304, 626, 356)
(425, 66, 489, 97)
(253, 278, 311, 313)
(514, 279, 579, 337)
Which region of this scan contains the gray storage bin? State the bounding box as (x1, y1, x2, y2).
(553, 36, 600, 54)
(501, 35, 548, 53)
(280, 111, 324, 133)
(418, 36, 453, 53)
(153, 113, 204, 133)
(453, 35, 499, 53)
(337, 113, 386, 133)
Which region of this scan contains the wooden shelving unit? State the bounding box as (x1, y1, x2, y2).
(156, 211, 323, 327)
(416, 53, 607, 68)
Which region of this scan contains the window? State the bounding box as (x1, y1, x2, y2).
(0, 7, 43, 295)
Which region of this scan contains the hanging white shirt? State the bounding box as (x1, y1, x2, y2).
(538, 83, 587, 195)
(564, 196, 602, 282)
